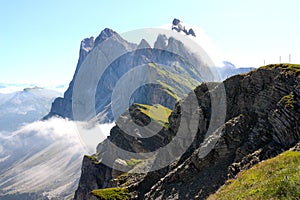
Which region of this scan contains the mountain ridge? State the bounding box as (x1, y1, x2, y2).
(45, 28, 216, 123)
(46, 28, 252, 124)
(74, 64, 300, 200)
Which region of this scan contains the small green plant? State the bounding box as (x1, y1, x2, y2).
(91, 187, 131, 200)
(85, 155, 99, 164)
(281, 93, 295, 109)
(125, 158, 143, 167)
(116, 173, 129, 186)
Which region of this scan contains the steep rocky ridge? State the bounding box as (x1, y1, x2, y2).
(74, 64, 300, 199)
(208, 143, 300, 199)
(144, 64, 300, 200)
(45, 29, 136, 120)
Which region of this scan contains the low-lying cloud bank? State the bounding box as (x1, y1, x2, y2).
(0, 117, 114, 199)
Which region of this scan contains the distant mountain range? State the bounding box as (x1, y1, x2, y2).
(0, 87, 61, 132)
(0, 83, 67, 94)
(214, 61, 254, 80)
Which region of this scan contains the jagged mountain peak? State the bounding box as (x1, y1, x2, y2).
(153, 34, 186, 53)
(81, 36, 94, 52)
(75, 36, 95, 74)
(94, 28, 137, 50)
(94, 28, 117, 45)
(154, 34, 168, 49)
(166, 36, 186, 51)
(137, 38, 151, 49)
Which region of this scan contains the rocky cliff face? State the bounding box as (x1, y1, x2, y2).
(45, 36, 95, 120)
(74, 64, 300, 199)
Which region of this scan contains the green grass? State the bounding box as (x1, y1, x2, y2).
(85, 155, 99, 164)
(261, 63, 300, 76)
(136, 104, 172, 128)
(125, 158, 143, 168)
(148, 62, 200, 98)
(208, 150, 300, 200)
(116, 173, 129, 186)
(281, 93, 295, 110)
(157, 80, 180, 100)
(91, 187, 131, 200)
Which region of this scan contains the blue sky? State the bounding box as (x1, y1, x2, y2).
(1, 0, 300, 84)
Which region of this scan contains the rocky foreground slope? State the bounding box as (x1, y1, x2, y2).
(208, 144, 300, 199)
(74, 64, 300, 199)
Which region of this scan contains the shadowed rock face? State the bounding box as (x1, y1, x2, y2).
(74, 64, 300, 200)
(73, 156, 112, 200)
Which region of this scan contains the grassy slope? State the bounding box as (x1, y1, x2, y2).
(136, 103, 172, 127)
(91, 187, 131, 200)
(261, 63, 300, 76)
(148, 62, 200, 100)
(208, 150, 300, 200)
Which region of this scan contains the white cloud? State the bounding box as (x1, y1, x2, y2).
(0, 117, 114, 198)
(10, 117, 113, 153)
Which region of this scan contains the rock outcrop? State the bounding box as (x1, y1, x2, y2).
(143, 65, 300, 199)
(74, 64, 300, 199)
(73, 156, 112, 200)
